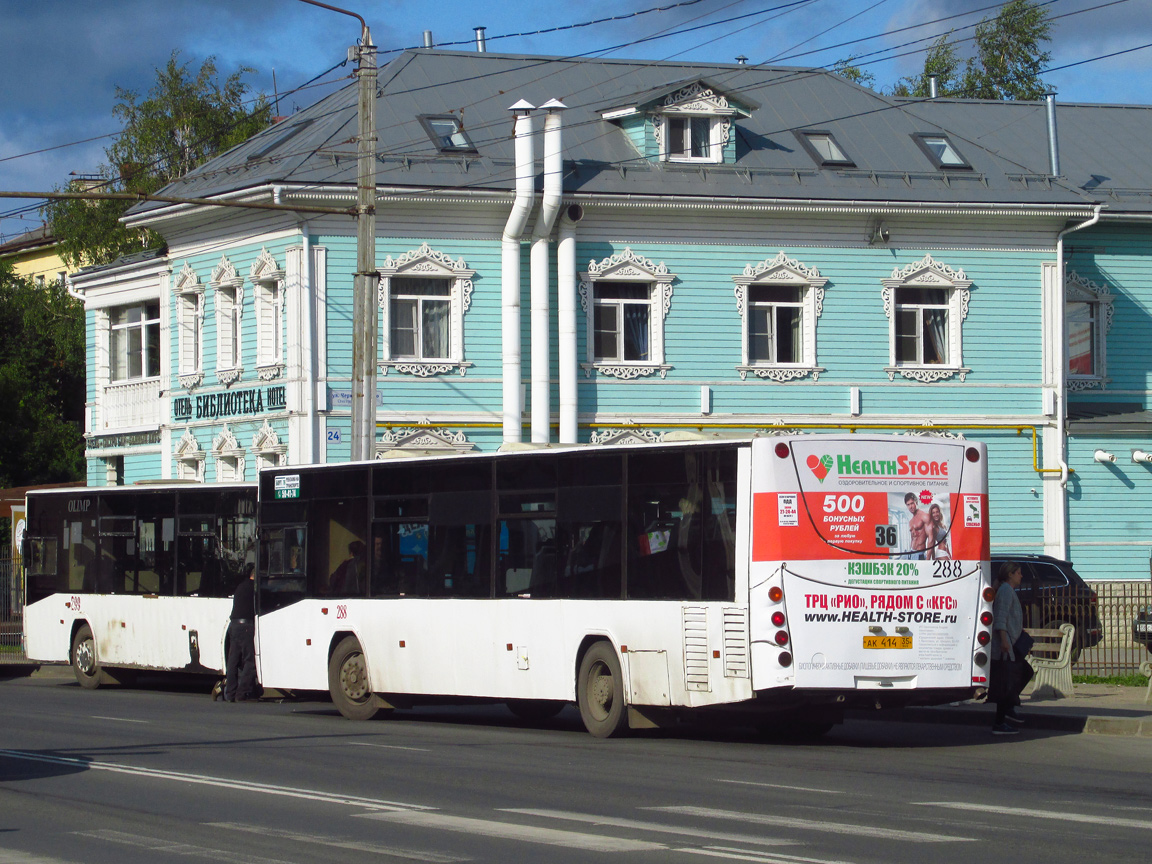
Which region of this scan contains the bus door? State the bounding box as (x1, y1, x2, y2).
(748, 436, 989, 692)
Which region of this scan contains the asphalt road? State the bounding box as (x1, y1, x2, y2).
(1, 669, 1151, 864)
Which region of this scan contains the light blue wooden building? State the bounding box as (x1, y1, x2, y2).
(69, 49, 1152, 581)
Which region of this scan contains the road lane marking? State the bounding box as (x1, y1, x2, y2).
(680, 847, 858, 864)
(502, 809, 796, 847)
(209, 822, 467, 863)
(0, 850, 77, 864)
(0, 749, 430, 812)
(361, 812, 666, 852)
(648, 806, 975, 843)
(75, 829, 291, 863)
(88, 716, 148, 724)
(350, 742, 432, 752)
(920, 802, 1152, 831)
(715, 780, 844, 795)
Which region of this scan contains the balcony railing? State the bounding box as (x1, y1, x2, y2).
(100, 377, 161, 430)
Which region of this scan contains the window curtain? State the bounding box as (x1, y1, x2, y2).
(924, 308, 948, 364)
(422, 299, 450, 358)
(623, 304, 649, 362)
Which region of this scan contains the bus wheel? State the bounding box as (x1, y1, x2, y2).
(506, 699, 565, 723)
(328, 636, 380, 721)
(71, 625, 108, 690)
(577, 642, 628, 738)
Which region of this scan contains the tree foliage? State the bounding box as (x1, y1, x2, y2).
(840, 0, 1052, 101)
(0, 262, 86, 487)
(47, 52, 272, 268)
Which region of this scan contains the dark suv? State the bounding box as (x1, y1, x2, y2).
(990, 555, 1102, 661)
(1133, 606, 1152, 650)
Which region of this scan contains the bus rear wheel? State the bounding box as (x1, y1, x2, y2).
(71, 624, 109, 690)
(328, 636, 380, 721)
(577, 642, 628, 738)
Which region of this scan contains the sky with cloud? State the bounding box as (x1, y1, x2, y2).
(2, 0, 1150, 242)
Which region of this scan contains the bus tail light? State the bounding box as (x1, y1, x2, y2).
(972, 675, 987, 684)
(965, 447, 980, 463)
(771, 611, 785, 627)
(774, 442, 790, 459)
(980, 611, 993, 626)
(982, 587, 996, 602)
(977, 631, 990, 645)
(974, 652, 987, 666)
(768, 586, 783, 602)
(775, 630, 789, 646)
(778, 651, 792, 667)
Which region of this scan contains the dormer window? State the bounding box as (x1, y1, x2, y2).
(419, 115, 476, 152)
(796, 131, 854, 167)
(914, 133, 970, 169)
(665, 116, 720, 162)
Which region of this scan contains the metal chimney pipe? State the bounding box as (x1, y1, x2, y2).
(423, 30, 434, 48)
(928, 75, 938, 99)
(1045, 92, 1061, 177)
(475, 27, 487, 52)
(735, 55, 747, 65)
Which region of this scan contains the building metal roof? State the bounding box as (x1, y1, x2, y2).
(136, 49, 1148, 219)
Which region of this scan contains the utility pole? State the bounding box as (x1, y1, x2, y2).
(350, 27, 377, 462)
(295, 0, 377, 463)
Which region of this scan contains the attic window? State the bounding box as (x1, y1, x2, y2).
(914, 133, 970, 169)
(419, 115, 476, 152)
(796, 131, 854, 167)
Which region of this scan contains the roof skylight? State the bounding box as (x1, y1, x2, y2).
(419, 115, 476, 153)
(795, 131, 854, 167)
(914, 133, 971, 169)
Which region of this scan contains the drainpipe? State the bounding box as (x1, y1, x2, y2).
(502, 101, 536, 444)
(300, 227, 315, 464)
(529, 99, 566, 443)
(557, 204, 582, 444)
(1050, 204, 1102, 558)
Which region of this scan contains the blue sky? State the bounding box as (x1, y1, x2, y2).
(2, 0, 1150, 242)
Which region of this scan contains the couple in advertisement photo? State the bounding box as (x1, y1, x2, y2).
(899, 492, 950, 560)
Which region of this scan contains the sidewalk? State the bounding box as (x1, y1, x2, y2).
(868, 681, 1152, 737)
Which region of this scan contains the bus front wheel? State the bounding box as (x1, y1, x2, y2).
(577, 642, 628, 738)
(71, 624, 109, 690)
(328, 636, 380, 721)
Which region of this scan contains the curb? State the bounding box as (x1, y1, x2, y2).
(849, 705, 1152, 737)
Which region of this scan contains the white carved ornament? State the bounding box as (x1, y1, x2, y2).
(210, 254, 243, 288)
(212, 425, 242, 455)
(251, 421, 286, 454)
(250, 247, 283, 282)
(880, 254, 972, 382)
(376, 424, 473, 453)
(589, 428, 663, 446)
(733, 252, 828, 380)
(662, 82, 730, 113)
(1066, 270, 1114, 333)
(174, 427, 203, 458)
(174, 261, 200, 293)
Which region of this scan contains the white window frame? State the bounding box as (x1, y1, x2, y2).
(173, 262, 204, 389)
(250, 248, 285, 380)
(210, 255, 244, 385)
(108, 300, 162, 383)
(377, 243, 475, 377)
(252, 420, 288, 471)
(212, 425, 246, 483)
(733, 252, 828, 382)
(1066, 270, 1114, 390)
(653, 82, 733, 164)
(173, 428, 205, 482)
(882, 254, 971, 383)
(579, 248, 675, 379)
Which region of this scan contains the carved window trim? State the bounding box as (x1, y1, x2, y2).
(251, 420, 287, 471)
(210, 255, 244, 386)
(173, 427, 205, 482)
(881, 254, 972, 383)
(732, 251, 828, 382)
(377, 243, 475, 378)
(654, 82, 733, 164)
(579, 248, 675, 380)
(375, 421, 475, 456)
(1066, 269, 1114, 390)
(250, 248, 285, 381)
(211, 425, 246, 483)
(173, 262, 204, 390)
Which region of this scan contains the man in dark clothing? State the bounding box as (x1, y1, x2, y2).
(223, 569, 259, 702)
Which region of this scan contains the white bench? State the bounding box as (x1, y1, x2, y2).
(1025, 623, 1076, 700)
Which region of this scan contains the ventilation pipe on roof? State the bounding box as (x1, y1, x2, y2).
(502, 101, 536, 444)
(1045, 92, 1061, 177)
(529, 99, 567, 443)
(736, 55, 748, 65)
(423, 30, 434, 48)
(475, 27, 487, 52)
(928, 75, 938, 99)
(558, 204, 583, 444)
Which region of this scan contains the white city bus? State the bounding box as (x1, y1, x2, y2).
(253, 435, 991, 736)
(22, 484, 257, 686)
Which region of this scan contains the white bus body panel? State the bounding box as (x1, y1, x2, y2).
(256, 598, 755, 708)
(25, 593, 231, 673)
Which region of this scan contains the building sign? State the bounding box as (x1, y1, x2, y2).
(87, 430, 163, 449)
(173, 386, 286, 422)
(274, 474, 300, 499)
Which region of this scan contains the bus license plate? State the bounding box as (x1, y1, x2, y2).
(863, 636, 912, 649)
